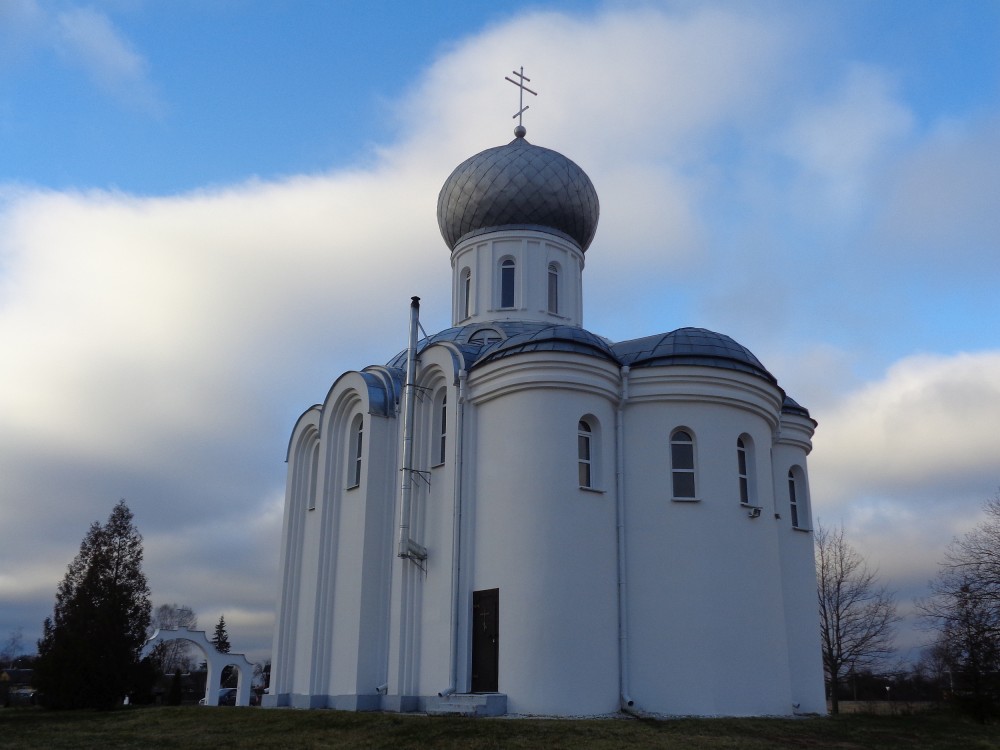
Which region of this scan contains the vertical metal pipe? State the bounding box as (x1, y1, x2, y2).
(397, 296, 421, 558)
(615, 365, 637, 712)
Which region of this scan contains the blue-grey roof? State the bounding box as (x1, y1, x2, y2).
(611, 327, 777, 384)
(386, 321, 615, 371)
(382, 322, 809, 418)
(476, 324, 616, 366)
(437, 134, 600, 252)
(781, 395, 811, 418)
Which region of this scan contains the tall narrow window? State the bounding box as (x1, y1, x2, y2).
(788, 469, 799, 527)
(349, 415, 363, 488)
(461, 268, 472, 319)
(737, 437, 749, 504)
(547, 263, 559, 314)
(578, 420, 593, 488)
(307, 442, 319, 511)
(671, 430, 696, 499)
(433, 391, 448, 466)
(500, 259, 515, 309)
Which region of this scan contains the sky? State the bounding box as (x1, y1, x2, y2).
(2, 0, 999, 667)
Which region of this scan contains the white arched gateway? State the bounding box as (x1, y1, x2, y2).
(143, 627, 255, 707)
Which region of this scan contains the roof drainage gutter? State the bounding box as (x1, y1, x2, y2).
(615, 365, 642, 716)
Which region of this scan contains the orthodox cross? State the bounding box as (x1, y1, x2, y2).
(505, 66, 537, 126)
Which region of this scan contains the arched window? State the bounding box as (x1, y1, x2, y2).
(737, 435, 756, 506)
(469, 327, 502, 345)
(547, 263, 559, 314)
(578, 419, 593, 488)
(788, 466, 809, 529)
(500, 258, 515, 309)
(306, 441, 319, 511)
(461, 268, 472, 319)
(348, 414, 363, 489)
(670, 429, 696, 499)
(433, 390, 447, 466)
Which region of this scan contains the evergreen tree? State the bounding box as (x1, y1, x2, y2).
(34, 500, 152, 709)
(211, 615, 231, 654)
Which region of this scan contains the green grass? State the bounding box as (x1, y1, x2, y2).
(1, 706, 998, 750)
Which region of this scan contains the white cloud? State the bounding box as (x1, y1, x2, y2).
(0, 0, 45, 68)
(812, 351, 1000, 499)
(2, 2, 998, 662)
(779, 64, 913, 216)
(49, 4, 162, 114)
(877, 117, 1000, 270)
(808, 350, 1000, 598)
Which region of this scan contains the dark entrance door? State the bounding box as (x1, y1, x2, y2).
(471, 588, 499, 692)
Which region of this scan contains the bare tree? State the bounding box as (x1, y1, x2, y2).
(946, 493, 1000, 601)
(816, 523, 899, 714)
(919, 493, 1000, 720)
(149, 603, 198, 674)
(1, 628, 24, 668)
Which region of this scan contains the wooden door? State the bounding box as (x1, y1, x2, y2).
(471, 588, 499, 692)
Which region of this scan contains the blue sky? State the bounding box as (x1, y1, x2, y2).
(2, 1, 999, 666)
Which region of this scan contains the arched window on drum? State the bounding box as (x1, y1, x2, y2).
(670, 429, 697, 500)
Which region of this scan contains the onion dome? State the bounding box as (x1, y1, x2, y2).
(437, 129, 600, 251)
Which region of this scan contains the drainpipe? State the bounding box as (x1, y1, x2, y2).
(397, 296, 426, 560)
(439, 367, 468, 698)
(615, 365, 638, 714)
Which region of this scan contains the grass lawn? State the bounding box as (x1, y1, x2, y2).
(2, 706, 998, 749)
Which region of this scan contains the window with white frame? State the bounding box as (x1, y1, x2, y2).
(578, 419, 593, 488)
(500, 258, 515, 309)
(788, 466, 809, 528)
(461, 268, 472, 319)
(348, 414, 363, 488)
(670, 429, 696, 499)
(433, 390, 447, 466)
(737, 435, 756, 506)
(547, 263, 559, 314)
(307, 441, 319, 511)
(469, 327, 502, 345)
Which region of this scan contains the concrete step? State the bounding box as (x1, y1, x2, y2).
(425, 692, 507, 717)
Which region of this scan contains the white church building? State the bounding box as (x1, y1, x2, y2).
(263, 120, 826, 717)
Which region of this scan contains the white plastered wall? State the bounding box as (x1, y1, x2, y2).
(774, 413, 827, 714)
(622, 366, 797, 716)
(465, 353, 621, 715)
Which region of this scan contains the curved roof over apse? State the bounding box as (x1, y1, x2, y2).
(612, 327, 777, 385)
(781, 395, 813, 419)
(474, 324, 616, 366)
(437, 133, 600, 252)
(386, 321, 615, 372)
(383, 323, 810, 414)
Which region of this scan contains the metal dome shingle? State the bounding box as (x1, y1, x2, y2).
(437, 136, 600, 251)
